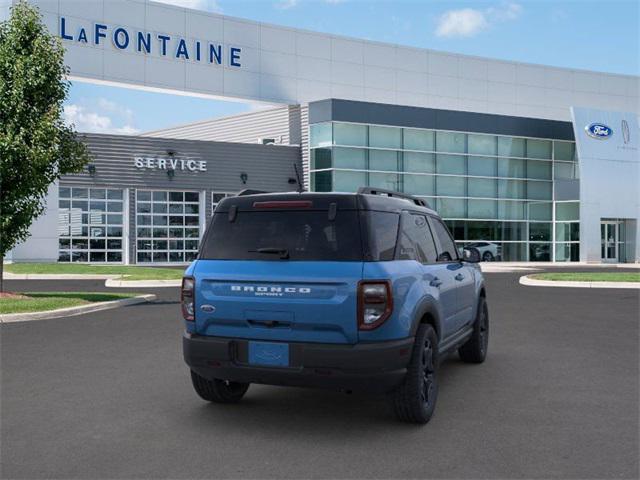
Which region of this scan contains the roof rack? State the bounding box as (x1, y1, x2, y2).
(357, 187, 430, 208)
(237, 189, 269, 196)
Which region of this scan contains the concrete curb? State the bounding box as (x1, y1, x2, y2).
(0, 294, 157, 323)
(3, 273, 119, 280)
(105, 278, 181, 288)
(4, 273, 181, 288)
(519, 275, 640, 289)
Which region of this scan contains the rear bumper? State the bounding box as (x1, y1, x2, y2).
(183, 333, 414, 393)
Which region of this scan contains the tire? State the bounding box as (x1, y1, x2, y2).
(190, 370, 250, 403)
(389, 324, 439, 424)
(482, 251, 494, 262)
(458, 297, 489, 364)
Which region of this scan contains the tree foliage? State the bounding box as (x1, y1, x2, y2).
(0, 0, 90, 262)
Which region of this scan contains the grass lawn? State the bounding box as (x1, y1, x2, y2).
(0, 292, 139, 315)
(5, 263, 184, 281)
(530, 272, 640, 283)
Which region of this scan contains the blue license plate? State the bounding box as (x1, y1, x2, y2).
(248, 341, 289, 367)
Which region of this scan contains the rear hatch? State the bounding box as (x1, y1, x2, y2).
(194, 195, 363, 344)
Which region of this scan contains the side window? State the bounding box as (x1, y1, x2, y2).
(396, 213, 438, 263)
(362, 211, 400, 261)
(429, 217, 459, 262)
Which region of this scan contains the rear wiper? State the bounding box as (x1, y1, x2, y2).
(249, 247, 290, 259)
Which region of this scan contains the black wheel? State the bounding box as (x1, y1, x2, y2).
(482, 251, 494, 262)
(190, 370, 249, 403)
(458, 297, 489, 363)
(390, 324, 439, 424)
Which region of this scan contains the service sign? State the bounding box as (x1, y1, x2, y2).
(134, 156, 207, 172)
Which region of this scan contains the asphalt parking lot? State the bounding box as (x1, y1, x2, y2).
(1, 268, 638, 479)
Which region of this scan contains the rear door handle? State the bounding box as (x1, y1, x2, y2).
(429, 277, 443, 288)
(455, 273, 465, 281)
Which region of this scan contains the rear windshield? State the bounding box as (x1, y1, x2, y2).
(200, 210, 363, 261)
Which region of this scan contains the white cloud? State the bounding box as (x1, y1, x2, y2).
(153, 0, 222, 13)
(64, 100, 139, 135)
(275, 0, 298, 9)
(435, 2, 522, 38)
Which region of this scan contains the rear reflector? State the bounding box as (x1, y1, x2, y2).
(253, 200, 313, 209)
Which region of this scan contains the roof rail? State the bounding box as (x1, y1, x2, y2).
(236, 189, 269, 196)
(357, 187, 430, 208)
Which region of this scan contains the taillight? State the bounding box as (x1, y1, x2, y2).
(358, 281, 393, 330)
(181, 276, 195, 321)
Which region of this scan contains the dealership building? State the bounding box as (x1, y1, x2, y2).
(4, 0, 639, 264)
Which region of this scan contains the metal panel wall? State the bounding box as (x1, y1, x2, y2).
(62, 133, 301, 192)
(143, 105, 302, 145)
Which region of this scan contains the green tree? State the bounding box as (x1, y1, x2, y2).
(0, 1, 90, 291)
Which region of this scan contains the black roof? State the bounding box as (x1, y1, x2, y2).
(215, 190, 439, 216)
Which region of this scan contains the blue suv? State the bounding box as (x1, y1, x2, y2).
(182, 187, 488, 423)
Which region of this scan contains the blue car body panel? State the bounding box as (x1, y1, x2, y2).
(192, 260, 363, 344)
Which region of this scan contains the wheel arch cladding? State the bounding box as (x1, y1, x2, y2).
(411, 302, 442, 340)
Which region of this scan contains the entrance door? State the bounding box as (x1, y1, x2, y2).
(601, 221, 618, 262)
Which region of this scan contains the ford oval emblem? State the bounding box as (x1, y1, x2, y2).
(585, 123, 613, 139)
(200, 304, 215, 313)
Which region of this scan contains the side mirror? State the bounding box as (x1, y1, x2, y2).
(462, 247, 481, 263)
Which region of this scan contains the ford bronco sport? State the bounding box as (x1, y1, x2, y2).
(182, 187, 488, 423)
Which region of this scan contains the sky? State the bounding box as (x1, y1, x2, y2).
(63, 0, 640, 135)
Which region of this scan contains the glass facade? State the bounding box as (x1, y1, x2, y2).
(135, 190, 200, 263)
(58, 187, 124, 263)
(309, 122, 579, 261)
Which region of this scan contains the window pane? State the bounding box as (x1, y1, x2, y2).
(498, 179, 525, 199)
(429, 217, 458, 261)
(169, 192, 183, 202)
(556, 202, 579, 221)
(555, 222, 580, 242)
(154, 191, 168, 202)
(468, 134, 497, 156)
(404, 152, 435, 173)
(90, 189, 106, 199)
(333, 170, 366, 192)
(528, 202, 552, 221)
(404, 129, 434, 151)
(498, 201, 524, 220)
(498, 137, 525, 157)
(334, 147, 366, 169)
(555, 242, 579, 261)
(72, 188, 88, 199)
(436, 176, 466, 196)
(59, 187, 71, 198)
(107, 189, 123, 200)
(369, 172, 400, 191)
(468, 178, 496, 198)
(310, 122, 332, 147)
(527, 160, 552, 180)
(498, 158, 525, 178)
(530, 222, 552, 241)
(311, 148, 332, 169)
(436, 198, 466, 218)
(369, 150, 398, 171)
(334, 123, 367, 146)
(369, 125, 401, 149)
(362, 211, 399, 261)
(554, 141, 576, 161)
(468, 200, 497, 219)
(396, 213, 437, 263)
(312, 171, 332, 192)
(137, 191, 151, 201)
(468, 156, 497, 177)
(437, 154, 466, 174)
(527, 181, 552, 200)
(436, 131, 466, 153)
(527, 139, 552, 159)
(499, 222, 527, 241)
(403, 174, 434, 196)
(468, 221, 496, 241)
(554, 162, 579, 180)
(529, 243, 552, 261)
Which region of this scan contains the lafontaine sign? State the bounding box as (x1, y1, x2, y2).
(59, 17, 242, 68)
(134, 156, 207, 172)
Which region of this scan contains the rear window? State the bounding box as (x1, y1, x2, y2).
(200, 211, 363, 261)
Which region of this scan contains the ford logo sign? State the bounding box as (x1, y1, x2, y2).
(585, 123, 613, 139)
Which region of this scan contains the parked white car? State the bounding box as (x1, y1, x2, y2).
(464, 242, 501, 262)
